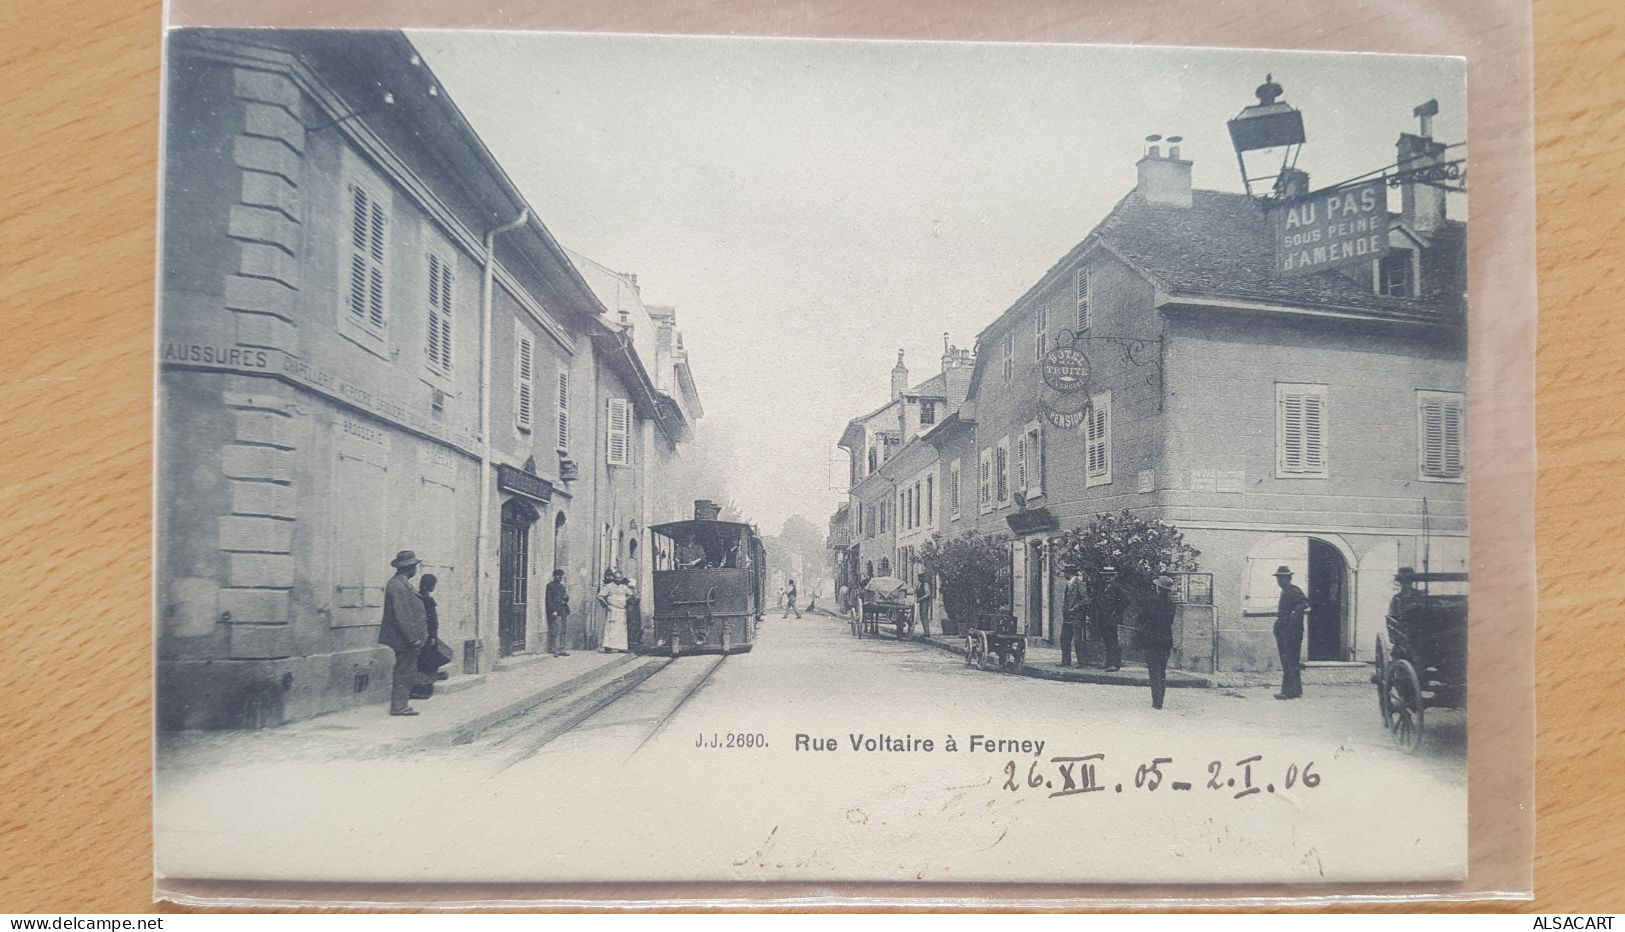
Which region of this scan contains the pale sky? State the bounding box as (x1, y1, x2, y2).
(409, 31, 1466, 532)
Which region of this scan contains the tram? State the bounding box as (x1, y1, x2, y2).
(641, 500, 765, 655)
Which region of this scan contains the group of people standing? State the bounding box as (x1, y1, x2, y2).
(376, 551, 652, 717)
(1058, 564, 1178, 709)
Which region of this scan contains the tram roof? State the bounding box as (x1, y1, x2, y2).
(650, 518, 758, 536)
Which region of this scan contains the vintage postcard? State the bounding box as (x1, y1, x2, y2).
(154, 28, 1470, 890)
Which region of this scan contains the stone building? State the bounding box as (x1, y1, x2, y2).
(932, 107, 1466, 674)
(156, 29, 701, 728)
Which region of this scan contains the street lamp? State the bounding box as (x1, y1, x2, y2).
(1226, 74, 1307, 199)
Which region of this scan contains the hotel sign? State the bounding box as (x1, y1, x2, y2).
(1039, 345, 1091, 393)
(1270, 179, 1389, 276)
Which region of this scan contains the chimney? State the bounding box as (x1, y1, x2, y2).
(1276, 167, 1310, 199)
(1136, 134, 1192, 207)
(890, 349, 909, 400)
(1398, 99, 1447, 233)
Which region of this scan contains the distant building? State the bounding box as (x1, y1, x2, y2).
(831, 343, 974, 585)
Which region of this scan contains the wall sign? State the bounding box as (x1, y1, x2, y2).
(1270, 178, 1390, 276)
(1039, 345, 1091, 393)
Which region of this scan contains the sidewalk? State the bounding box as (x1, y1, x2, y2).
(158, 649, 636, 765)
(819, 607, 1211, 688)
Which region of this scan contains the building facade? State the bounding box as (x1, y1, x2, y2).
(156, 30, 701, 728)
(939, 112, 1466, 674)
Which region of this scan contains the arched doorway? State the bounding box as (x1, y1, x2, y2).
(499, 499, 540, 656)
(1244, 535, 1352, 663)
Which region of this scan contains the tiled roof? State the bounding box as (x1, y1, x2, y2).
(1098, 189, 1466, 319)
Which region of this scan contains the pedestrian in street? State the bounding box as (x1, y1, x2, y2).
(1093, 565, 1131, 673)
(1139, 575, 1178, 710)
(1059, 563, 1088, 669)
(411, 573, 450, 700)
(545, 568, 571, 657)
(597, 571, 631, 652)
(915, 573, 934, 638)
(1388, 566, 1418, 621)
(1273, 565, 1310, 700)
(378, 550, 428, 716)
(782, 577, 801, 619)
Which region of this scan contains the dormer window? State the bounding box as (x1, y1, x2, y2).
(1378, 248, 1416, 298)
(920, 401, 936, 425)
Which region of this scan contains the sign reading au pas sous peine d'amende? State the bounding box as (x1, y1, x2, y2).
(1270, 178, 1389, 276)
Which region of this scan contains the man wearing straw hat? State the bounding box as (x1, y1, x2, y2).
(1272, 564, 1310, 700)
(378, 550, 430, 716)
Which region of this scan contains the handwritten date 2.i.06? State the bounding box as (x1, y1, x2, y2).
(1002, 754, 1321, 800)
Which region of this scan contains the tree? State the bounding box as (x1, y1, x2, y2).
(919, 530, 1011, 635)
(1049, 510, 1200, 599)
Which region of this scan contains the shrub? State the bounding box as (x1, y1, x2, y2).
(919, 530, 1011, 633)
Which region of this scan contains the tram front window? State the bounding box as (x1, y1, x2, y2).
(655, 525, 744, 570)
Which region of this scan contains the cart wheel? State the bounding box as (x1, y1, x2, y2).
(964, 636, 978, 666)
(1374, 637, 1388, 724)
(1383, 659, 1425, 754)
(1011, 641, 1027, 670)
(977, 636, 996, 671)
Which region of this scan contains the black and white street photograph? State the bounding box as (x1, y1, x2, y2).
(153, 28, 1470, 888)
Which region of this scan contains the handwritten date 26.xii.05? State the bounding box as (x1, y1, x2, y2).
(1003, 754, 1321, 800)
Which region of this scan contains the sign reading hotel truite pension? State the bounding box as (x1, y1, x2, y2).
(1270, 179, 1389, 276)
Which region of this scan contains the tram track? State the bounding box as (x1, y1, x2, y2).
(485, 652, 729, 778)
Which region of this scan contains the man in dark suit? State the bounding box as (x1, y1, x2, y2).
(1139, 575, 1178, 709)
(378, 550, 429, 716)
(1273, 565, 1310, 700)
(545, 568, 571, 657)
(1093, 565, 1131, 673)
(1058, 563, 1088, 669)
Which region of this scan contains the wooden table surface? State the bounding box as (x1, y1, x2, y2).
(0, 0, 1619, 913)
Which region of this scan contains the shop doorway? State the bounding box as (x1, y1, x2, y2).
(1027, 539, 1045, 638)
(499, 499, 539, 656)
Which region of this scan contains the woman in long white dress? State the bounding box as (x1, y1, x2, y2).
(597, 574, 631, 652)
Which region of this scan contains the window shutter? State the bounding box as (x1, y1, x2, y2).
(1026, 425, 1043, 495)
(426, 254, 453, 371)
(1420, 394, 1464, 479)
(1034, 306, 1047, 362)
(1002, 332, 1014, 382)
(367, 198, 387, 329)
(1014, 432, 1027, 492)
(556, 372, 570, 449)
(926, 476, 934, 523)
(1277, 385, 1327, 476)
(607, 398, 631, 466)
(1085, 393, 1111, 485)
(995, 443, 1009, 504)
(1075, 267, 1090, 330)
(348, 187, 370, 321)
(978, 450, 991, 510)
(515, 333, 535, 431)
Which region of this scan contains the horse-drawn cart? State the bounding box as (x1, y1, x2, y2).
(1374, 570, 1467, 753)
(965, 611, 1026, 672)
(853, 576, 912, 638)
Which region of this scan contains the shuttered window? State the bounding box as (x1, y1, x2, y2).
(1276, 384, 1328, 477)
(977, 449, 992, 513)
(1418, 390, 1465, 480)
(949, 459, 962, 518)
(425, 252, 453, 372)
(606, 397, 632, 466)
(1085, 391, 1111, 487)
(1014, 431, 1027, 492)
(1001, 332, 1014, 382)
(995, 438, 1010, 506)
(1034, 305, 1048, 362)
(514, 327, 535, 432)
(925, 475, 934, 524)
(1075, 266, 1090, 331)
(555, 372, 570, 450)
(346, 181, 388, 332)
